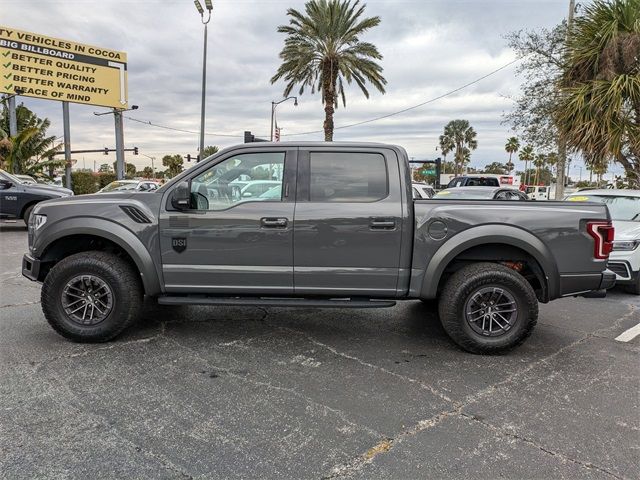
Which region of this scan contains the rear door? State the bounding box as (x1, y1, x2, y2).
(293, 148, 404, 296)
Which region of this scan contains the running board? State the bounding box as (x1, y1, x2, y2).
(157, 295, 396, 308)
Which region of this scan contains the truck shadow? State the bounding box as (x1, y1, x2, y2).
(130, 297, 450, 346)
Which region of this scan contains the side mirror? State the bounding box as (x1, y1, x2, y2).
(171, 181, 191, 209)
(0, 179, 13, 190)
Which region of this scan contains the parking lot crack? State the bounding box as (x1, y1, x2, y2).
(323, 406, 461, 479)
(32, 333, 165, 370)
(165, 336, 383, 439)
(277, 326, 457, 406)
(460, 413, 625, 480)
(0, 300, 40, 308)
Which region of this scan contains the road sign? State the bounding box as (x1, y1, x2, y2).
(421, 167, 436, 175)
(0, 26, 127, 109)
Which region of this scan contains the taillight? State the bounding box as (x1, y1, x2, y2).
(586, 221, 614, 260)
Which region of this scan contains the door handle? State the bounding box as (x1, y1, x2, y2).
(261, 217, 288, 228)
(370, 218, 396, 230)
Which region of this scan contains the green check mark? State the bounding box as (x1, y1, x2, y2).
(3, 73, 10, 79)
(2, 62, 10, 68)
(4, 84, 13, 91)
(1, 51, 10, 57)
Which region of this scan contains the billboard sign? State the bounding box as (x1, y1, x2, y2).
(0, 26, 127, 109)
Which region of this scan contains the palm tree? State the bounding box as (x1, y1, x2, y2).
(519, 145, 535, 185)
(271, 0, 387, 141)
(556, 0, 640, 187)
(533, 154, 547, 185)
(0, 104, 63, 175)
(546, 152, 558, 179)
(441, 120, 478, 176)
(438, 134, 455, 174)
(504, 137, 520, 174)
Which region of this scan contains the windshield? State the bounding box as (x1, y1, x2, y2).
(568, 194, 640, 221)
(101, 181, 138, 192)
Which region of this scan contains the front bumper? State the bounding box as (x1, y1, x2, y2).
(22, 253, 42, 282)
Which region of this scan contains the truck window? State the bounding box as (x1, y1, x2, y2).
(190, 152, 285, 210)
(309, 152, 388, 202)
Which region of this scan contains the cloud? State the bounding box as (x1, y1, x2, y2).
(3, 0, 569, 170)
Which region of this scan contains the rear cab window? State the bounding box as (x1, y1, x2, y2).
(308, 152, 388, 202)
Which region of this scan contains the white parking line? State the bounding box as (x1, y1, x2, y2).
(615, 323, 640, 342)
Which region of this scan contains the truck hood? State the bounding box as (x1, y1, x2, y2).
(613, 220, 640, 241)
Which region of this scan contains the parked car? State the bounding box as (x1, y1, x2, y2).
(23, 142, 615, 354)
(434, 186, 529, 201)
(15, 174, 39, 185)
(98, 180, 160, 193)
(525, 185, 550, 201)
(240, 180, 281, 198)
(566, 189, 639, 294)
(0, 169, 73, 224)
(446, 174, 520, 189)
(412, 183, 435, 199)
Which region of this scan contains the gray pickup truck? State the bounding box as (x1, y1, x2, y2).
(22, 142, 616, 353)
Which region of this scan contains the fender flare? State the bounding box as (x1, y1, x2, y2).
(36, 217, 162, 296)
(420, 224, 559, 300)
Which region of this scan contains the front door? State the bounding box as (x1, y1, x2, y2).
(159, 148, 297, 294)
(293, 148, 404, 296)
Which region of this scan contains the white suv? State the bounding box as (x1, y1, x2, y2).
(566, 189, 640, 295)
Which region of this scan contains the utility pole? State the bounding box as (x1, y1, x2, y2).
(7, 95, 17, 137)
(114, 109, 125, 180)
(93, 105, 138, 180)
(555, 0, 575, 199)
(62, 101, 72, 189)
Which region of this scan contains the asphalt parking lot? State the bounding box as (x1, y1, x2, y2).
(1, 222, 639, 479)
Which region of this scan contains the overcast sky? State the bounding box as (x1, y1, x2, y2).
(4, 0, 609, 178)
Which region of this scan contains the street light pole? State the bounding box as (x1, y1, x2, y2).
(194, 0, 213, 161)
(270, 96, 298, 141)
(142, 153, 156, 178)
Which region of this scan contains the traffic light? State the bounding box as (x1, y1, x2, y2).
(103, 147, 109, 155)
(133, 147, 138, 155)
(244, 131, 268, 143)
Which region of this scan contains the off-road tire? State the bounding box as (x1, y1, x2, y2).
(42, 251, 142, 342)
(438, 262, 538, 354)
(22, 204, 35, 226)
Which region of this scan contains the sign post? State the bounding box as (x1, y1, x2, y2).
(62, 101, 71, 188)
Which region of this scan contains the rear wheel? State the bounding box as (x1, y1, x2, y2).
(42, 251, 142, 342)
(438, 262, 538, 354)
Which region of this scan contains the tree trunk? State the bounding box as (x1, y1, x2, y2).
(555, 139, 566, 199)
(322, 59, 336, 142)
(616, 152, 639, 189)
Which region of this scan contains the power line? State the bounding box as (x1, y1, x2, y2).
(124, 116, 243, 138)
(124, 57, 521, 140)
(283, 57, 522, 137)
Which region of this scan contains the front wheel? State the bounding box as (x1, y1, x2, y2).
(438, 262, 538, 354)
(42, 251, 142, 342)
